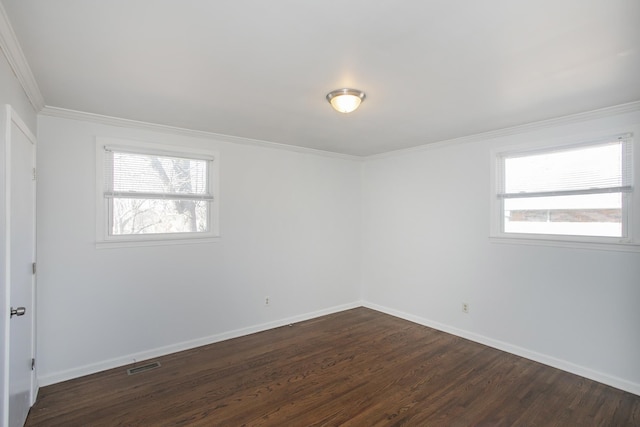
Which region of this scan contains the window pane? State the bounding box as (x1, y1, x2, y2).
(109, 152, 208, 196)
(111, 198, 209, 235)
(504, 193, 622, 237)
(504, 142, 624, 194)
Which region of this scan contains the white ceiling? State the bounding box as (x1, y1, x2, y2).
(3, 0, 639, 156)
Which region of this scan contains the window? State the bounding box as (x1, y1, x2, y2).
(97, 138, 219, 245)
(492, 133, 637, 248)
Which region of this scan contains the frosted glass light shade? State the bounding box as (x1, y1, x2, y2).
(326, 88, 366, 113)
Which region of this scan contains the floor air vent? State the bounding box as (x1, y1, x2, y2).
(127, 361, 161, 375)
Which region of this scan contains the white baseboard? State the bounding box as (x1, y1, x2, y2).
(38, 300, 640, 397)
(38, 301, 361, 387)
(362, 301, 640, 396)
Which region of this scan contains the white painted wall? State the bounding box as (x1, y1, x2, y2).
(0, 48, 37, 419)
(35, 105, 640, 397)
(0, 56, 36, 132)
(362, 108, 640, 395)
(36, 115, 362, 385)
(37, 107, 640, 396)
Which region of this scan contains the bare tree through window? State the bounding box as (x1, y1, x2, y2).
(106, 150, 211, 235)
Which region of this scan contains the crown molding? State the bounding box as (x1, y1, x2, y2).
(40, 106, 362, 161)
(40, 99, 640, 161)
(367, 101, 640, 160)
(0, 2, 45, 111)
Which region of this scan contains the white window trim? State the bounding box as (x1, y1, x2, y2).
(489, 130, 640, 253)
(95, 137, 220, 248)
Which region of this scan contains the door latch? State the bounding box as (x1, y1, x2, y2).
(10, 307, 26, 318)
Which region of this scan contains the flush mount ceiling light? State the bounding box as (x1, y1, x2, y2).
(326, 88, 366, 113)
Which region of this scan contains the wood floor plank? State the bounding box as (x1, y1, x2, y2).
(25, 308, 640, 426)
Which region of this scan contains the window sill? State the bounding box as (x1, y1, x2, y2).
(96, 235, 220, 249)
(489, 235, 640, 253)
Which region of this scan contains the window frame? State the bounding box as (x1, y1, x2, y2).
(96, 137, 220, 247)
(490, 132, 640, 252)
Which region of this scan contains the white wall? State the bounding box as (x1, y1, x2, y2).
(36, 115, 362, 385)
(37, 107, 640, 396)
(362, 108, 640, 395)
(0, 56, 36, 132)
(35, 106, 640, 396)
(0, 47, 37, 418)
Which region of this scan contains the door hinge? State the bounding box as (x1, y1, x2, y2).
(31, 358, 35, 371)
(32, 167, 36, 181)
(32, 262, 36, 275)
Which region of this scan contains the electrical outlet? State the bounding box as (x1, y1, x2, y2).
(265, 296, 270, 306)
(462, 302, 469, 313)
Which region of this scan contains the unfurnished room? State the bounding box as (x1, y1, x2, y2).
(1, 1, 639, 426)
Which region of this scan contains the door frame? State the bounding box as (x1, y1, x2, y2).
(1, 105, 37, 427)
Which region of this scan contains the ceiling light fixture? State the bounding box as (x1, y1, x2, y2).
(326, 88, 366, 113)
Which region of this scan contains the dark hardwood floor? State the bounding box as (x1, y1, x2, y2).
(26, 308, 640, 426)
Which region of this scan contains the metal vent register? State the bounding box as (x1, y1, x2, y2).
(127, 361, 161, 375)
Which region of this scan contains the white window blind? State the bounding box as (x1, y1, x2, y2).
(104, 148, 213, 201)
(101, 144, 216, 237)
(497, 134, 633, 199)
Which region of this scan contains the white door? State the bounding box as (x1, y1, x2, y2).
(4, 107, 36, 427)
